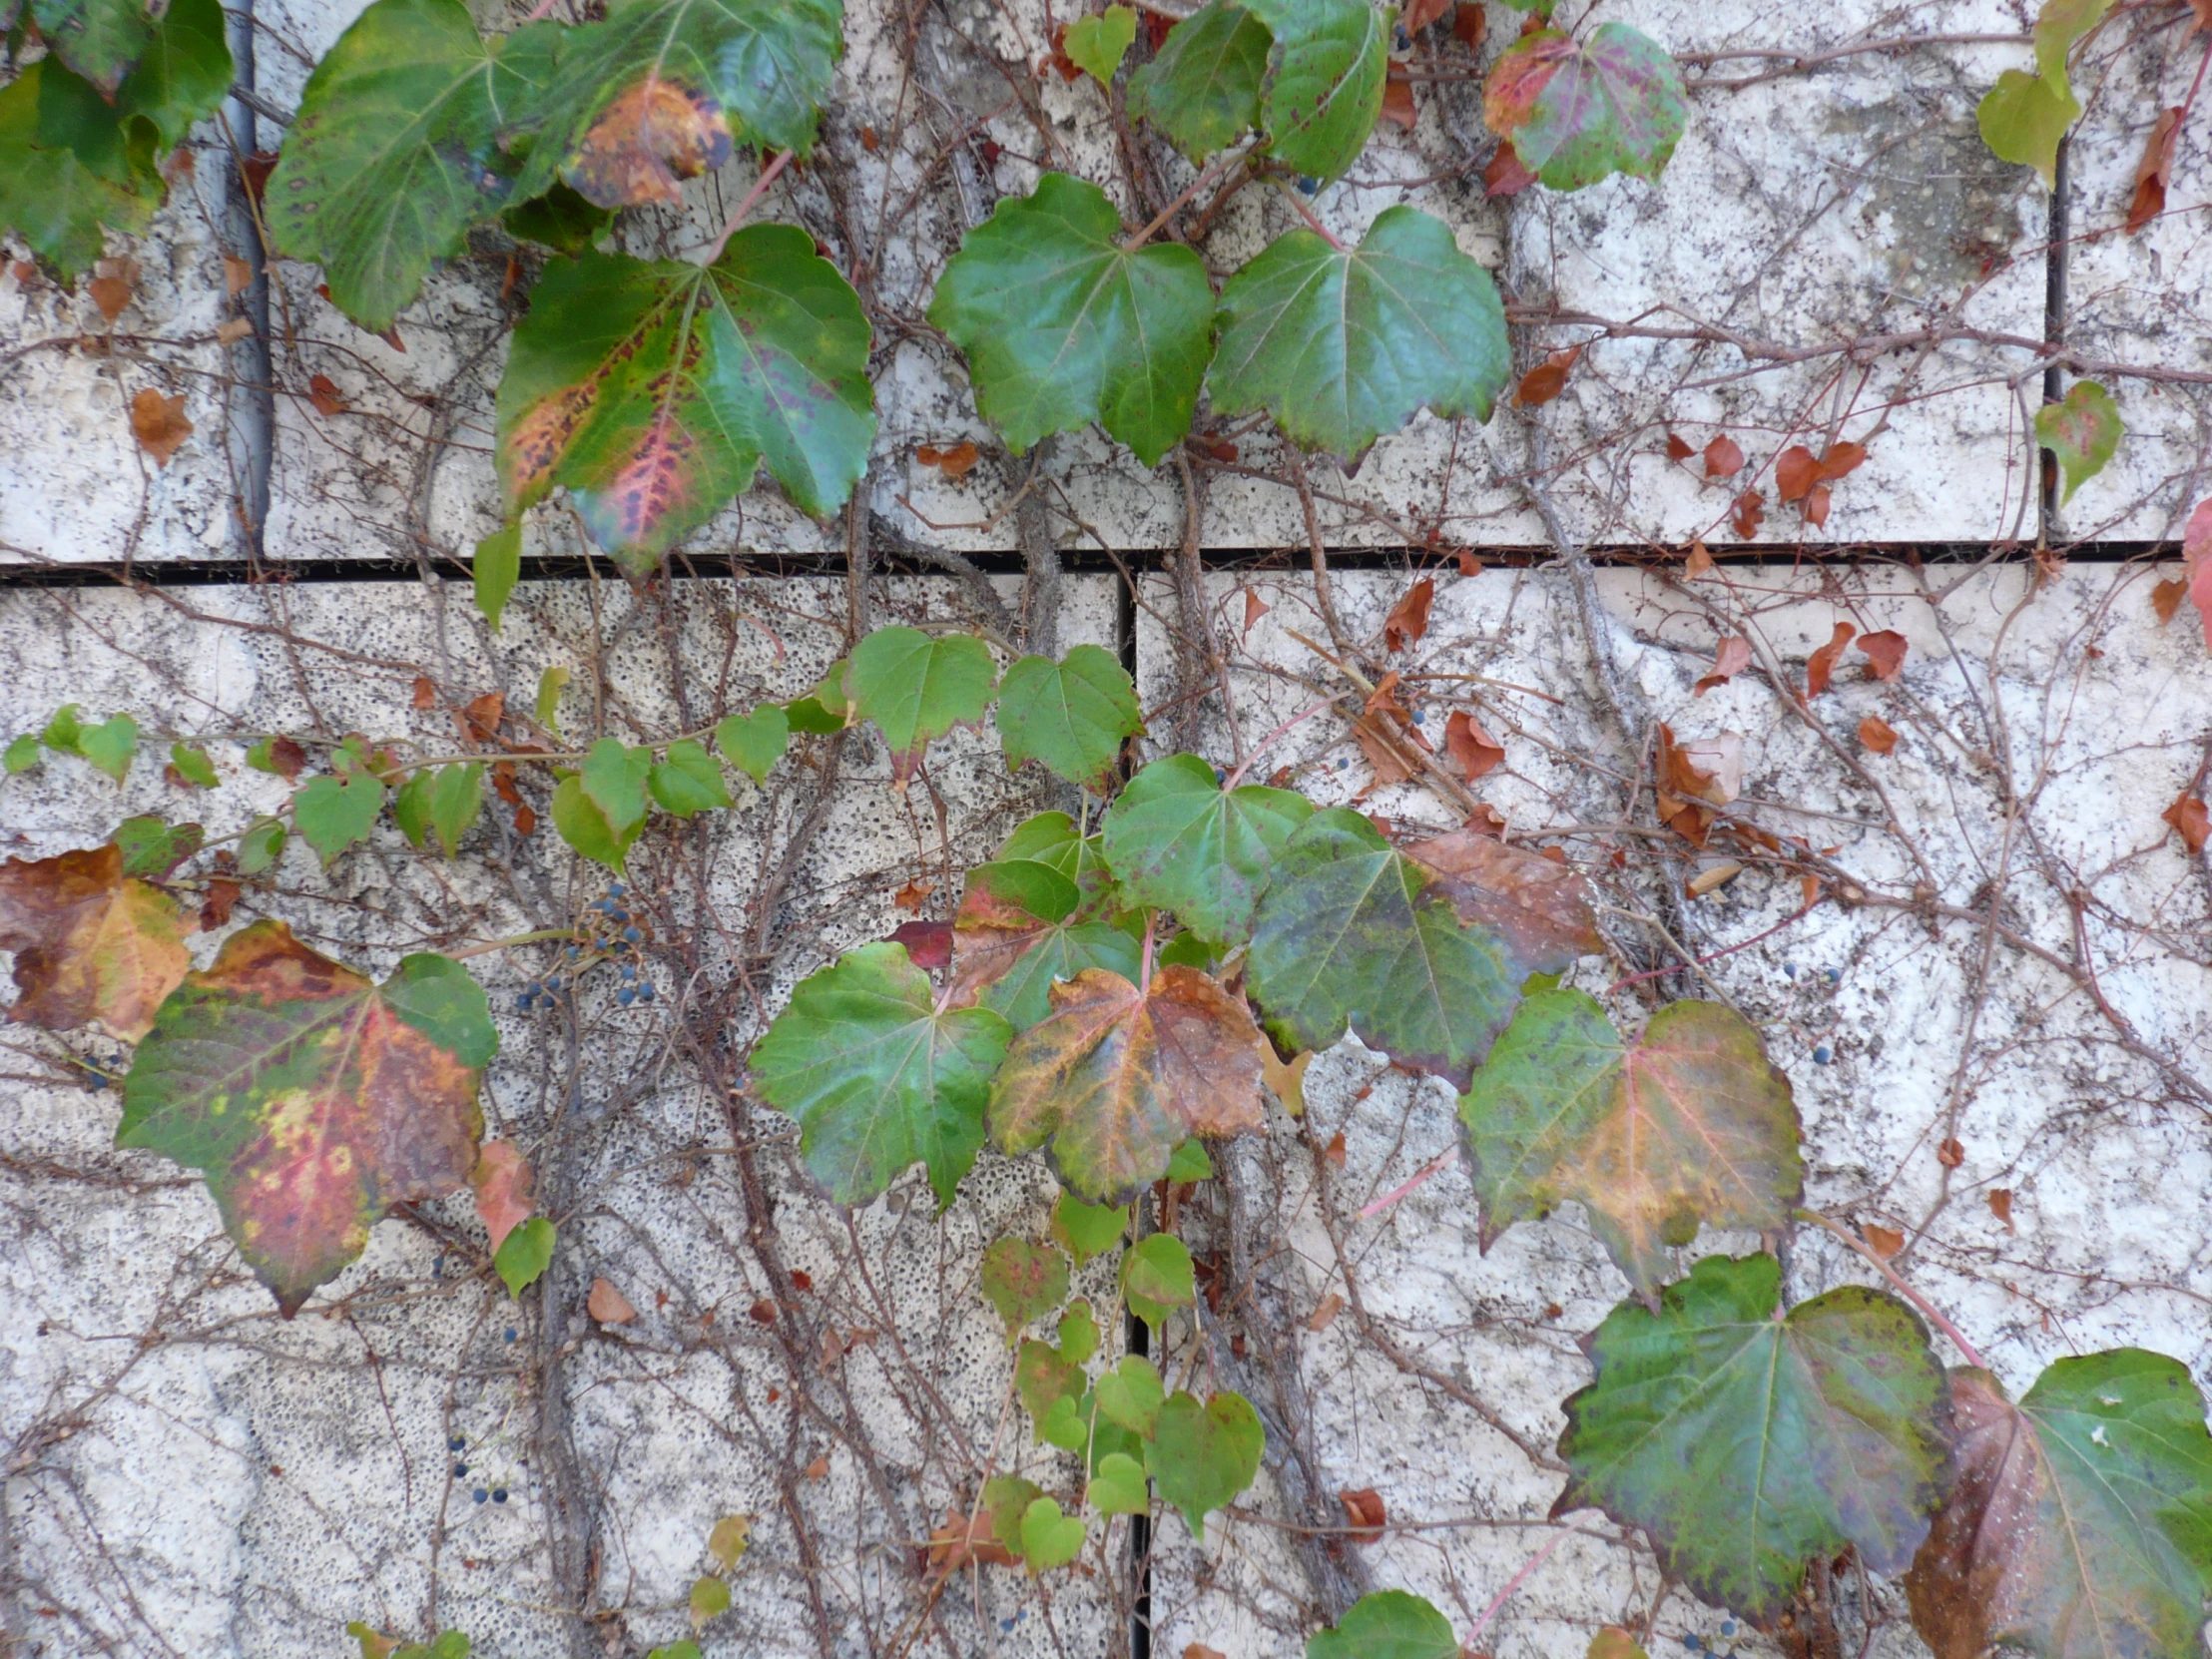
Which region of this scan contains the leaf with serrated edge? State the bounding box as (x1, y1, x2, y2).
(1482, 23, 1687, 191)
(117, 920, 495, 1315)
(845, 626, 997, 783)
(1099, 753, 1311, 947)
(750, 941, 1011, 1207)
(1147, 1389, 1264, 1536)
(1243, 0, 1387, 179)
(996, 645, 1144, 792)
(988, 965, 1267, 1203)
(1128, 0, 1270, 160)
(496, 234, 874, 579)
(949, 859, 1143, 1032)
(980, 1237, 1069, 1337)
(1248, 809, 1522, 1090)
(1308, 1590, 1460, 1659)
(1000, 811, 1119, 905)
(111, 0, 232, 153)
(1210, 207, 1509, 456)
(0, 843, 192, 1040)
(930, 175, 1216, 467)
(1907, 1353, 2212, 1659)
(1556, 1253, 1950, 1621)
(1458, 990, 1802, 1300)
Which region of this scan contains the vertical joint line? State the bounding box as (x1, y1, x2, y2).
(2040, 134, 2070, 540)
(222, 0, 274, 561)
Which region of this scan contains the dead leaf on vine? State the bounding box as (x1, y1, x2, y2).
(1455, 548, 1482, 577)
(893, 877, 935, 911)
(1443, 709, 1504, 780)
(2152, 578, 2186, 624)
(0, 843, 193, 1041)
(1356, 718, 1417, 787)
(459, 692, 504, 744)
(1859, 715, 1900, 756)
(1659, 727, 1744, 807)
(1986, 1188, 2014, 1230)
(1703, 434, 1744, 479)
(1863, 1223, 1905, 1259)
(1405, 827, 1602, 973)
(1242, 587, 1271, 634)
(307, 374, 346, 417)
(1730, 488, 1765, 539)
(1684, 538, 1715, 578)
(1857, 629, 1909, 680)
(411, 676, 437, 710)
(2183, 498, 2212, 648)
(200, 877, 241, 930)
(915, 441, 980, 479)
(804, 1454, 830, 1480)
(1185, 1645, 1230, 1659)
(1484, 140, 1537, 197)
(2164, 790, 2210, 853)
(1262, 1046, 1312, 1117)
(88, 272, 134, 322)
(130, 389, 193, 467)
(1340, 1487, 1386, 1540)
(926, 1508, 1015, 1574)
(1383, 578, 1433, 651)
(1775, 445, 1819, 503)
(2127, 107, 2182, 234)
(1821, 441, 1868, 481)
(1402, 0, 1452, 29)
(1307, 1290, 1344, 1330)
(223, 254, 254, 295)
(1806, 622, 1857, 696)
(1666, 432, 1695, 462)
(1515, 346, 1579, 407)
(470, 1139, 534, 1251)
(1380, 68, 1416, 129)
(264, 735, 308, 781)
(1694, 637, 1752, 695)
(1804, 484, 1832, 528)
(588, 1276, 639, 1324)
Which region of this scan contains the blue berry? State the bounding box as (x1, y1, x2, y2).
(448, 1435, 464, 1451)
(1296, 175, 1320, 195)
(515, 993, 533, 1010)
(608, 909, 629, 924)
(1784, 962, 1798, 979)
(638, 983, 655, 1003)
(503, 1327, 517, 1343)
(453, 1462, 468, 1477)
(1394, 25, 1411, 48)
(621, 926, 641, 942)
(618, 988, 636, 1007)
(564, 944, 579, 959)
(1336, 757, 1349, 770)
(621, 962, 636, 979)
(1813, 1044, 1833, 1064)
(1720, 1625, 1735, 1638)
(492, 1488, 507, 1503)
(473, 1487, 488, 1504)
(608, 882, 625, 897)
(1823, 967, 1841, 984)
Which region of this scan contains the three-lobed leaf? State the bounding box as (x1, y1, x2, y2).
(846, 626, 997, 782)
(1088, 1450, 1150, 1514)
(1128, 1, 1270, 160)
(949, 858, 1142, 1032)
(1099, 753, 1311, 947)
(648, 739, 733, 817)
(395, 764, 485, 857)
(1308, 1590, 1459, 1659)
(1242, 0, 1387, 180)
(995, 645, 1143, 792)
(0, 843, 192, 1040)
(118, 920, 496, 1314)
(1147, 1388, 1264, 1536)
(1556, 1253, 1950, 1621)
(1482, 23, 1687, 192)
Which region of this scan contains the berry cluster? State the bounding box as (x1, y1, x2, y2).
(513, 881, 657, 1012)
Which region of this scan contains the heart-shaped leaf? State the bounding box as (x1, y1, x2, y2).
(949, 859, 1143, 1032)
(1243, 0, 1387, 179)
(551, 774, 643, 869)
(1556, 1253, 1950, 1621)
(1247, 809, 1523, 1089)
(1458, 989, 1803, 1300)
(1088, 1450, 1151, 1515)
(988, 965, 1268, 1202)
(1099, 754, 1311, 946)
(496, 233, 874, 578)
(1482, 23, 1687, 191)
(1064, 4, 1136, 83)
(1096, 1354, 1166, 1437)
(1051, 1193, 1131, 1263)
(995, 644, 1144, 793)
(929, 174, 1216, 467)
(1977, 70, 2077, 186)
(750, 941, 1012, 1207)
(1210, 207, 1510, 456)
(118, 921, 496, 1315)
(1907, 1353, 2212, 1659)
(294, 768, 387, 865)
(846, 626, 997, 782)
(715, 705, 790, 781)
(2034, 380, 2122, 504)
(981, 1237, 1070, 1337)
(265, 0, 559, 332)
(494, 1214, 555, 1296)
(1057, 1299, 1100, 1365)
(1308, 1590, 1460, 1659)
(648, 739, 733, 817)
(395, 764, 485, 857)
(1128, 0, 1270, 160)
(1147, 1388, 1264, 1536)
(1120, 1233, 1196, 1334)
(1018, 1496, 1088, 1573)
(0, 843, 193, 1040)
(113, 816, 204, 880)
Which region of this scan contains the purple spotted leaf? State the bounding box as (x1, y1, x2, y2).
(1482, 23, 1687, 191)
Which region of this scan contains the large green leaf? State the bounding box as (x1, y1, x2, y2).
(73, 0, 233, 156)
(513, 0, 841, 209)
(1147, 1389, 1264, 1536)
(1978, 70, 2076, 186)
(495, 233, 874, 578)
(949, 859, 1142, 1032)
(1556, 1253, 1950, 1621)
(31, 0, 155, 95)
(118, 921, 495, 1316)
(1247, 809, 1521, 1089)
(1242, 0, 1387, 180)
(929, 174, 1216, 467)
(265, 0, 559, 333)
(0, 63, 162, 278)
(1127, 0, 1270, 161)
(1482, 23, 1687, 191)
(750, 941, 1012, 1207)
(845, 626, 997, 782)
(995, 645, 1143, 792)
(1308, 1591, 1460, 1659)
(1907, 1354, 2212, 1659)
(1458, 989, 1802, 1300)
(1210, 206, 1509, 456)
(1098, 753, 1311, 947)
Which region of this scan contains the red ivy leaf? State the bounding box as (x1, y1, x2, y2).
(1704, 434, 1744, 479)
(470, 1139, 535, 1251)
(1859, 715, 1899, 756)
(1484, 140, 1538, 197)
(1515, 345, 1580, 406)
(1775, 445, 1819, 504)
(1804, 483, 1832, 528)
(1384, 577, 1433, 651)
(2127, 108, 2182, 235)
(1806, 622, 1856, 697)
(0, 843, 194, 1041)
(2164, 790, 2210, 854)
(1858, 629, 1910, 681)
(1694, 636, 1752, 695)
(1444, 710, 1504, 780)
(1730, 488, 1764, 539)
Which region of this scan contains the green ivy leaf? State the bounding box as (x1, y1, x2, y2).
(239, 818, 287, 875)
(502, 181, 616, 254)
(496, 235, 874, 579)
(1308, 1590, 1459, 1659)
(1119, 1232, 1195, 1334)
(1458, 989, 1802, 1301)
(1128, 0, 1271, 161)
(550, 775, 642, 869)
(707, 1514, 753, 1569)
(1147, 1389, 1264, 1536)
(949, 858, 1143, 1033)
(2034, 380, 2121, 504)
(247, 735, 303, 778)
(750, 941, 1013, 1207)
(1243, 0, 1387, 179)
(715, 705, 790, 781)
(1099, 754, 1311, 947)
(1211, 207, 1509, 457)
(688, 1572, 731, 1627)
(168, 742, 218, 789)
(1065, 4, 1136, 83)
(1051, 1193, 1130, 1263)
(995, 645, 1143, 792)
(108, 0, 233, 154)
(31, 0, 155, 96)
(494, 1215, 555, 1296)
(45, 710, 138, 783)
(397, 765, 484, 856)
(1088, 1450, 1150, 1515)
(513, 0, 841, 210)
(1906, 1352, 2212, 1659)
(1977, 69, 2076, 185)
(473, 523, 521, 631)
(579, 738, 652, 833)
(845, 626, 997, 782)
(999, 810, 1119, 906)
(5, 734, 40, 774)
(1018, 1496, 1087, 1573)
(930, 175, 1215, 467)
(645, 1645, 701, 1659)
(294, 769, 386, 863)
(113, 815, 204, 878)
(1165, 1138, 1213, 1181)
(981, 1237, 1070, 1338)
(1037, 1390, 1091, 1450)
(1095, 1354, 1165, 1438)
(985, 1474, 1045, 1556)
(649, 739, 733, 817)
(1557, 1253, 1950, 1621)
(1247, 809, 1522, 1090)
(118, 922, 494, 1314)
(42, 706, 85, 753)
(535, 667, 570, 737)
(1482, 23, 1687, 191)
(1053, 1299, 1099, 1366)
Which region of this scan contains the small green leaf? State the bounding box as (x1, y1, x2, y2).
(715, 705, 790, 782)
(579, 738, 653, 834)
(238, 817, 287, 875)
(393, 771, 435, 849)
(168, 743, 218, 789)
(749, 941, 1012, 1207)
(784, 694, 844, 735)
(534, 667, 570, 738)
(473, 522, 521, 631)
(246, 735, 298, 777)
(494, 1215, 555, 1297)
(846, 626, 997, 783)
(1308, 1590, 1459, 1659)
(1065, 4, 1137, 83)
(113, 815, 204, 878)
(32, 0, 155, 97)
(1977, 68, 2076, 186)
(42, 706, 85, 754)
(1211, 207, 1511, 456)
(2031, 0, 2115, 81)
(1482, 23, 1687, 191)
(1018, 1496, 1088, 1573)
(550, 774, 641, 870)
(1165, 1138, 1213, 1181)
(1057, 1300, 1100, 1366)
(112, 0, 233, 152)
(985, 1474, 1045, 1556)
(1098, 754, 1312, 946)
(648, 739, 733, 817)
(1088, 1450, 1150, 1516)
(1016, 1338, 1084, 1423)
(995, 645, 1143, 792)
(1243, 0, 1387, 180)
(688, 1572, 731, 1627)
(5, 735, 40, 774)
(1129, 0, 1270, 161)
(646, 1645, 702, 1659)
(929, 174, 1217, 467)
(707, 1514, 753, 1569)
(1095, 1355, 1166, 1438)
(981, 1237, 1070, 1338)
(1147, 1389, 1264, 1536)
(427, 765, 484, 857)
(2034, 380, 2121, 504)
(77, 713, 139, 783)
(294, 770, 386, 863)
(999, 811, 1117, 901)
(1120, 1232, 1196, 1334)
(1036, 1391, 1091, 1452)
(1051, 1194, 1131, 1263)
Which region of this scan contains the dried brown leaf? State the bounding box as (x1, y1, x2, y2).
(1693, 636, 1753, 695)
(1443, 709, 1504, 779)
(1307, 1290, 1344, 1330)
(1242, 587, 1271, 634)
(1684, 538, 1715, 578)
(1703, 434, 1745, 479)
(1515, 346, 1579, 407)
(307, 374, 346, 417)
(1380, 68, 1417, 129)
(1405, 828, 1603, 972)
(1864, 1223, 1904, 1259)
(2127, 107, 2181, 235)
(1859, 715, 1900, 755)
(1383, 577, 1433, 651)
(2151, 577, 2186, 624)
(588, 1276, 639, 1323)
(1775, 444, 1819, 504)
(2164, 790, 2209, 854)
(1858, 629, 1910, 680)
(0, 844, 194, 1040)
(130, 388, 194, 467)
(469, 1140, 534, 1251)
(1659, 726, 1744, 807)
(1339, 1486, 1386, 1540)
(1730, 488, 1765, 539)
(1807, 622, 1857, 697)
(1484, 140, 1537, 197)
(1666, 432, 1696, 462)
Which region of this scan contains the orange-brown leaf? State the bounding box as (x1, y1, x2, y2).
(470, 1139, 534, 1251)
(0, 844, 193, 1041)
(1666, 432, 1696, 462)
(2164, 790, 2209, 854)
(2127, 107, 2182, 235)
(1403, 0, 1453, 29)
(1659, 726, 1744, 808)
(1704, 434, 1744, 479)
(1859, 715, 1899, 755)
(1684, 538, 1715, 577)
(1819, 441, 1868, 481)
(588, 1276, 639, 1324)
(1405, 827, 1603, 973)
(2152, 577, 2186, 624)
(927, 1508, 1016, 1574)
(1804, 482, 1832, 528)
(1515, 346, 1578, 406)
(1383, 577, 1433, 651)
(1857, 629, 1909, 680)
(130, 388, 194, 467)
(1484, 140, 1537, 197)
(1730, 488, 1765, 539)
(1694, 636, 1752, 695)
(1444, 709, 1503, 780)
(1340, 1486, 1386, 1540)
(1450, 0, 1485, 45)
(1242, 586, 1271, 634)
(307, 374, 346, 417)
(569, 77, 734, 209)
(1775, 445, 1819, 504)
(1806, 622, 1856, 697)
(1380, 69, 1417, 129)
